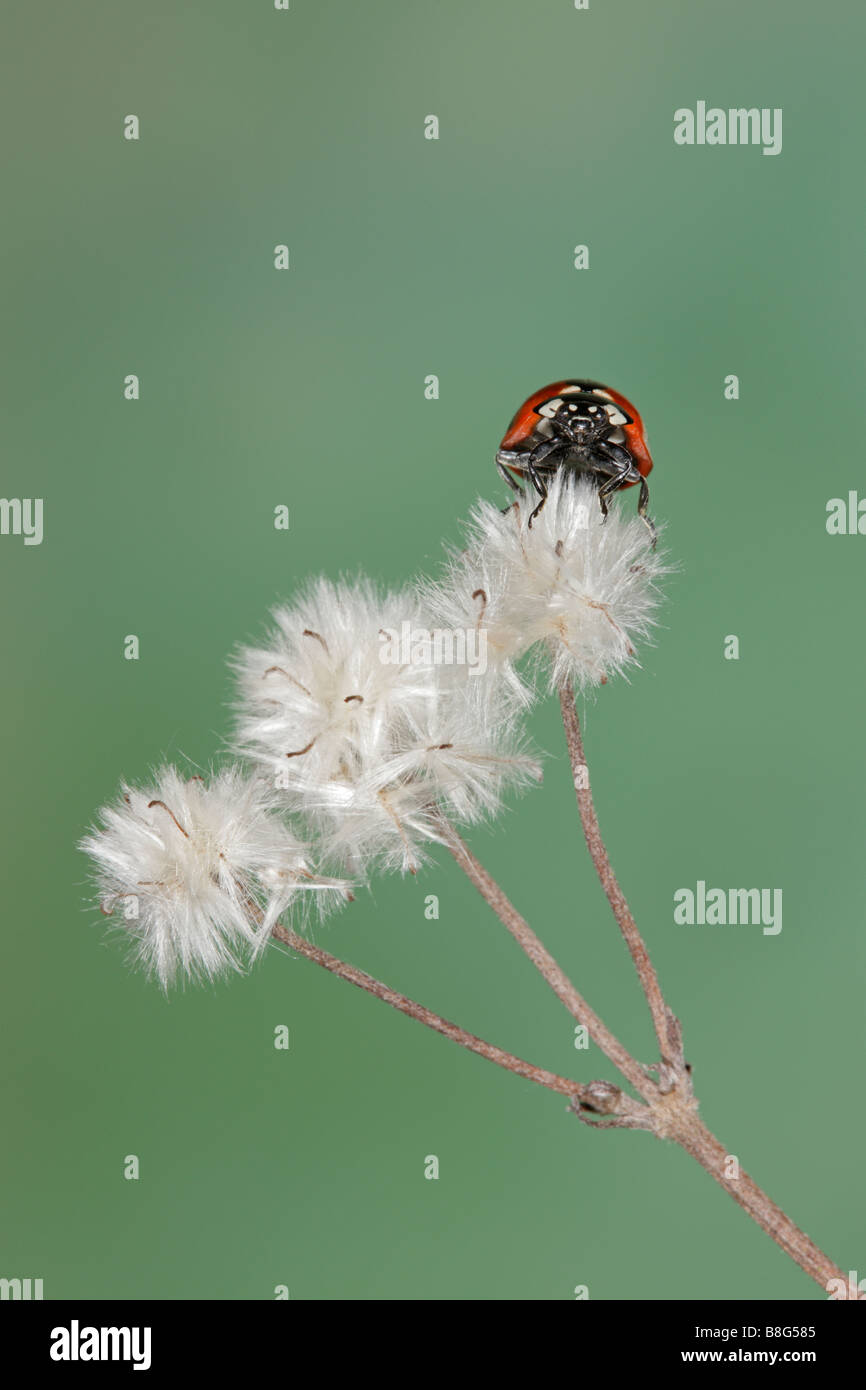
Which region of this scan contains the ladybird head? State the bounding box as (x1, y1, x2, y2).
(536, 395, 614, 446)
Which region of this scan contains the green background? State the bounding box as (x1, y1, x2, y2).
(2, 0, 863, 1300)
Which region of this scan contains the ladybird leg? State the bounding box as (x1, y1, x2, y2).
(593, 444, 636, 524)
(496, 457, 525, 496)
(597, 457, 657, 548)
(523, 437, 567, 526)
(596, 476, 620, 520)
(595, 463, 632, 520)
(596, 441, 636, 472)
(526, 461, 550, 528)
(527, 436, 564, 470)
(636, 475, 657, 549)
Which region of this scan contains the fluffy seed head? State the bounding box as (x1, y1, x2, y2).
(233, 577, 541, 874)
(80, 765, 348, 989)
(425, 473, 668, 693)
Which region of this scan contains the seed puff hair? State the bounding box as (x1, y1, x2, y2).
(80, 765, 350, 989)
(232, 576, 542, 876)
(422, 472, 668, 694)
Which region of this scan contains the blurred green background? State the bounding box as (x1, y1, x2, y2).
(2, 0, 863, 1301)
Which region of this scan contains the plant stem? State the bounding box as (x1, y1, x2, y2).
(270, 904, 859, 1294)
(437, 820, 655, 1101)
(269, 922, 623, 1110)
(261, 830, 861, 1294)
(440, 840, 860, 1297)
(558, 681, 682, 1072)
(555, 682, 861, 1298)
(671, 1110, 858, 1298)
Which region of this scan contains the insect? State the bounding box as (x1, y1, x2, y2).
(495, 379, 656, 542)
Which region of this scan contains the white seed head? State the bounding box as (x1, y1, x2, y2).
(426, 473, 668, 693)
(80, 765, 347, 989)
(233, 577, 541, 874)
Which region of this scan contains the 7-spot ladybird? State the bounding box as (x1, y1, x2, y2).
(495, 379, 656, 542)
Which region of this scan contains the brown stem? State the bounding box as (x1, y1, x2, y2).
(437, 820, 655, 1100)
(687, 1122, 858, 1296)
(257, 859, 859, 1292)
(270, 923, 634, 1112)
(434, 835, 859, 1295)
(653, 1088, 861, 1298)
(558, 681, 682, 1073)
(556, 682, 861, 1297)
(240, 881, 595, 1104)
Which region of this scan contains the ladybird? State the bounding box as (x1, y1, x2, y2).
(495, 379, 655, 541)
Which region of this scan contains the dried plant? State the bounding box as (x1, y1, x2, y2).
(82, 473, 861, 1300)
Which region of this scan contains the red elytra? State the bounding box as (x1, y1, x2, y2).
(495, 379, 656, 541)
(497, 379, 653, 487)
